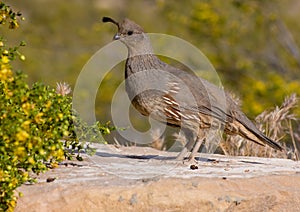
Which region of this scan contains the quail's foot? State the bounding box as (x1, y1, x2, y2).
(176, 147, 188, 161)
(183, 154, 198, 166)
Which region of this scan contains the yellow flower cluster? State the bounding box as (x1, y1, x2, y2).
(0, 55, 14, 83)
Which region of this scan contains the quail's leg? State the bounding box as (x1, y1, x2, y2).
(176, 147, 187, 161)
(188, 137, 205, 161)
(176, 139, 195, 160)
(176, 128, 196, 161)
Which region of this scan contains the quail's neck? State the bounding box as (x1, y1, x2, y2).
(125, 34, 166, 75)
(126, 35, 154, 58)
(127, 46, 153, 58)
(125, 53, 166, 79)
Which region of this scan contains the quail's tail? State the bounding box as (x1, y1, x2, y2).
(236, 114, 283, 151)
(247, 128, 283, 151)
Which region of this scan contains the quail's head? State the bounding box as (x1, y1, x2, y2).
(102, 17, 150, 54)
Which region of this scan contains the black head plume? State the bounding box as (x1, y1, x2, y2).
(102, 17, 120, 29)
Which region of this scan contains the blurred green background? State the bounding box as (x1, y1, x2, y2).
(2, 0, 300, 131)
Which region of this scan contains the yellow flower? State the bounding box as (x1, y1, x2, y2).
(27, 142, 33, 149)
(8, 200, 16, 211)
(19, 55, 26, 61)
(16, 130, 29, 142)
(1, 55, 10, 64)
(63, 130, 69, 136)
(27, 157, 35, 164)
(22, 172, 29, 181)
(55, 149, 65, 160)
(51, 162, 59, 168)
(22, 102, 31, 115)
(1, 113, 7, 119)
(34, 112, 44, 124)
(1, 68, 8, 74)
(21, 96, 28, 102)
(58, 113, 63, 120)
(46, 100, 52, 108)
(0, 67, 13, 82)
(22, 120, 31, 129)
(15, 146, 26, 158)
(39, 149, 45, 155)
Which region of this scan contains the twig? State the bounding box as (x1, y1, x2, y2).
(289, 119, 299, 160)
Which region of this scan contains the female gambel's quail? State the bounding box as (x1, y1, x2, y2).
(102, 17, 283, 161)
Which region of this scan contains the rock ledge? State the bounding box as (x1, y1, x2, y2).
(16, 144, 300, 211)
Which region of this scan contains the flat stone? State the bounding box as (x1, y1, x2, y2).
(15, 144, 300, 211)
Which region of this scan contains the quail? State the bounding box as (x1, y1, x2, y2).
(102, 17, 283, 161)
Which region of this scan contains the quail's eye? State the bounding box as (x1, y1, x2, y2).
(127, 30, 133, 35)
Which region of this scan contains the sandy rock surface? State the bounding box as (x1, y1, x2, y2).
(16, 144, 300, 211)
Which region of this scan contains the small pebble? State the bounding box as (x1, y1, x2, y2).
(190, 164, 198, 170)
(46, 177, 56, 183)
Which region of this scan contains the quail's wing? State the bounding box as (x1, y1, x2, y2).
(163, 64, 232, 124)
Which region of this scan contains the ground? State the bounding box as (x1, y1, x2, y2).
(15, 144, 300, 211)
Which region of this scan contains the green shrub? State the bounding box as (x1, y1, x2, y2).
(0, 3, 115, 210)
(0, 73, 71, 210)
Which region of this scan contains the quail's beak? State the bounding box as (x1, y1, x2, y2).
(113, 33, 120, 40)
